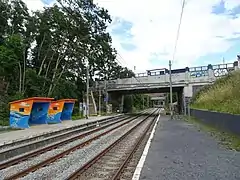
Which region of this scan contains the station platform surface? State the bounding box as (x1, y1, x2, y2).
(138, 116, 240, 180)
(0, 115, 120, 146)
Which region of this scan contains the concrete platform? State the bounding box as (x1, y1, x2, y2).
(0, 115, 120, 146)
(135, 116, 240, 180)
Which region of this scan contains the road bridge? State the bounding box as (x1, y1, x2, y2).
(96, 61, 239, 113)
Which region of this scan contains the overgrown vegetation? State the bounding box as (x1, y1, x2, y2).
(184, 116, 240, 151)
(0, 0, 145, 125)
(191, 71, 240, 115)
(123, 94, 151, 113)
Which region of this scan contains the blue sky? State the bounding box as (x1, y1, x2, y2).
(41, 0, 54, 5)
(105, 0, 240, 71)
(33, 0, 240, 72)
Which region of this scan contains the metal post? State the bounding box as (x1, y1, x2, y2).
(142, 95, 144, 109)
(147, 96, 149, 108)
(183, 96, 186, 116)
(169, 60, 173, 119)
(104, 80, 108, 114)
(131, 95, 133, 113)
(121, 94, 124, 113)
(98, 86, 101, 116)
(86, 64, 89, 119)
(188, 102, 190, 120)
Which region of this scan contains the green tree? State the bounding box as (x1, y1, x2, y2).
(0, 0, 136, 125)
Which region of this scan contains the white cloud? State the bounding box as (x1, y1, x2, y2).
(95, 0, 240, 73)
(22, 0, 240, 73)
(22, 0, 56, 12)
(22, 0, 45, 11)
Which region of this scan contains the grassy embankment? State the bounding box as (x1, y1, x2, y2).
(191, 70, 240, 114)
(188, 70, 240, 151)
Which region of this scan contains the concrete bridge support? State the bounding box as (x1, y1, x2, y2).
(120, 94, 124, 113)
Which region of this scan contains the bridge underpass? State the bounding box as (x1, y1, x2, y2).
(95, 60, 239, 114)
(107, 86, 184, 114)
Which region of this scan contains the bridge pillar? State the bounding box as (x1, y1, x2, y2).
(184, 84, 193, 97)
(234, 60, 239, 70)
(207, 64, 214, 81)
(120, 94, 124, 113)
(183, 84, 193, 114)
(185, 68, 190, 83)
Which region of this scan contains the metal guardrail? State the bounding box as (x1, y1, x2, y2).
(105, 81, 212, 90)
(93, 64, 238, 91)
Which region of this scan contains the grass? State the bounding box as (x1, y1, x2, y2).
(184, 115, 240, 151)
(191, 70, 240, 115)
(72, 115, 85, 120)
(0, 118, 9, 126)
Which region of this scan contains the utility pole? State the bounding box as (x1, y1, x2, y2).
(169, 60, 173, 119)
(98, 84, 101, 116)
(147, 96, 149, 108)
(131, 95, 133, 113)
(104, 80, 108, 114)
(86, 63, 89, 119)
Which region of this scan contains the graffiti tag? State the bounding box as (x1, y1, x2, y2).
(190, 70, 208, 78)
(213, 68, 228, 77)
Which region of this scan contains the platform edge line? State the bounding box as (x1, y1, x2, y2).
(131, 111, 161, 180)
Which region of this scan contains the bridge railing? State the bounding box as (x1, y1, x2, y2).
(97, 61, 239, 90)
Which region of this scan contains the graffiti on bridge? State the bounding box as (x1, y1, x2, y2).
(213, 68, 233, 77)
(190, 70, 208, 78)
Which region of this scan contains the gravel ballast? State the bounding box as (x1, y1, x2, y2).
(77, 117, 154, 180)
(0, 116, 144, 180)
(20, 117, 148, 180)
(0, 113, 150, 180)
(140, 116, 240, 180)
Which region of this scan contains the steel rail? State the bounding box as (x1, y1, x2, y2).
(66, 109, 158, 180)
(111, 111, 159, 180)
(0, 115, 132, 170)
(4, 110, 154, 180)
(1, 109, 151, 169)
(0, 115, 127, 162)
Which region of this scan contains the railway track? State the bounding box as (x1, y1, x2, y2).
(0, 114, 127, 161)
(1, 109, 157, 180)
(0, 115, 134, 167)
(66, 109, 159, 180)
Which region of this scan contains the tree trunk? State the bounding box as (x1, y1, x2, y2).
(50, 66, 65, 95)
(47, 53, 62, 96)
(22, 48, 26, 95)
(38, 45, 51, 76)
(18, 62, 22, 93)
(38, 50, 49, 76)
(37, 33, 46, 75)
(42, 52, 55, 91)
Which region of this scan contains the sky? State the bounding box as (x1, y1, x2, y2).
(23, 0, 240, 73)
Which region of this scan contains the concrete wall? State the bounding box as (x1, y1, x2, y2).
(97, 62, 239, 114)
(106, 63, 237, 96)
(105, 62, 237, 92)
(192, 85, 207, 96)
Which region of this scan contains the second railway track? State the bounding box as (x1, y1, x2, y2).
(0, 109, 158, 180)
(66, 109, 160, 180)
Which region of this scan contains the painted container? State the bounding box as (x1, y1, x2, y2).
(60, 99, 77, 120)
(9, 97, 54, 129)
(47, 100, 65, 124)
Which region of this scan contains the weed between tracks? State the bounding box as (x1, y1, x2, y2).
(179, 115, 240, 151)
